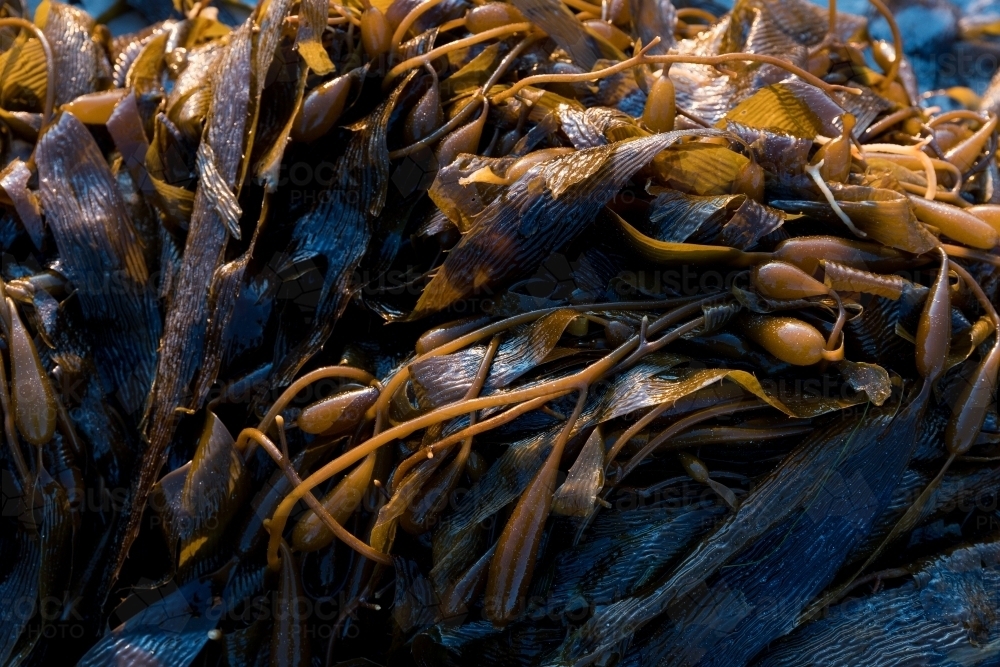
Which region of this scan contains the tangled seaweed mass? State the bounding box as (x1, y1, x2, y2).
(4, 0, 1000, 663)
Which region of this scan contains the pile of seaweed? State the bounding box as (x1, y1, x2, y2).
(0, 0, 999, 665)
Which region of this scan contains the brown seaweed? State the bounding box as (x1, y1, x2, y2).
(3, 0, 1000, 664)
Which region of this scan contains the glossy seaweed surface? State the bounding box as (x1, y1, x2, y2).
(1, 0, 1000, 665)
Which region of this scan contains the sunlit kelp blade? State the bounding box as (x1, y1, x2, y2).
(771, 186, 939, 254)
(38, 2, 112, 105)
(722, 82, 843, 139)
(36, 111, 161, 416)
(413, 130, 729, 317)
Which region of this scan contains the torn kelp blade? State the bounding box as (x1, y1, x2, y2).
(135, 0, 288, 585)
(78, 568, 228, 667)
(413, 130, 733, 318)
(642, 188, 785, 249)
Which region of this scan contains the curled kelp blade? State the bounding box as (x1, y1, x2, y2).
(642, 188, 785, 249)
(0, 158, 44, 247)
(551, 425, 605, 517)
(771, 185, 938, 255)
(412, 129, 729, 318)
(837, 361, 892, 406)
(254, 46, 309, 191)
(617, 219, 763, 266)
(429, 153, 523, 231)
(151, 411, 244, 569)
(78, 569, 227, 667)
(106, 92, 159, 220)
(295, 0, 334, 75)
